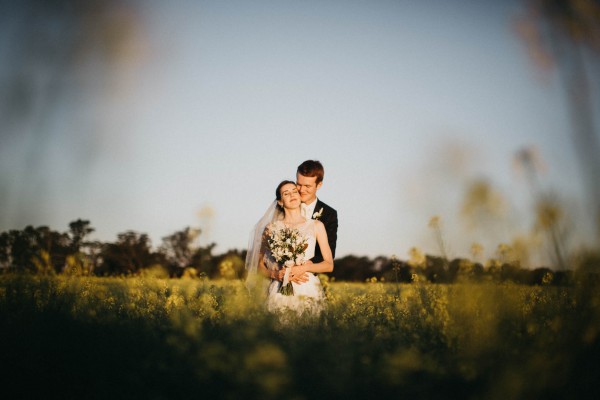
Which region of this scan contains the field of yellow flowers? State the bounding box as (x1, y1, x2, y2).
(1, 274, 599, 399)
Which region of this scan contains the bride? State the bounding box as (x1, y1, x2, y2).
(245, 180, 334, 316)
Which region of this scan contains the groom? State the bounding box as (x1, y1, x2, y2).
(295, 160, 338, 278)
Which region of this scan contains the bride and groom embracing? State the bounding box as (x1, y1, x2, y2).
(245, 160, 338, 316)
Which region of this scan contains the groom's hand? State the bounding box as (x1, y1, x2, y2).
(290, 273, 309, 284)
(290, 264, 310, 284)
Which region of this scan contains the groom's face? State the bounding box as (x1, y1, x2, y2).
(296, 173, 322, 204)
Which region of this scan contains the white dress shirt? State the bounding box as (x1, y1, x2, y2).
(302, 198, 318, 221)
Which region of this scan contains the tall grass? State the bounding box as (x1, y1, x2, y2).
(1, 274, 598, 399)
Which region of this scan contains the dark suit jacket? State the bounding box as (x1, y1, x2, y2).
(310, 199, 338, 264)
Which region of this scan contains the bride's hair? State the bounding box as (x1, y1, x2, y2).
(297, 160, 324, 184)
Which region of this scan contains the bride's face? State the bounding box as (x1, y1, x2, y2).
(278, 183, 301, 209)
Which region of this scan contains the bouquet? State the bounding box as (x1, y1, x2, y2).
(267, 225, 308, 296)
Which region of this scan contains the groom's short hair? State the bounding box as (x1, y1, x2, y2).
(297, 160, 324, 184)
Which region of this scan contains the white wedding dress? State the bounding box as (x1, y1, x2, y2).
(265, 219, 326, 316)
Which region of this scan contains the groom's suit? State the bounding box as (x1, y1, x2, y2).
(310, 199, 338, 264)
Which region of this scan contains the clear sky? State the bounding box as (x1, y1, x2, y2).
(1, 0, 595, 264)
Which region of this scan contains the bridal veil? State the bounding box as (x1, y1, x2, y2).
(245, 201, 282, 290)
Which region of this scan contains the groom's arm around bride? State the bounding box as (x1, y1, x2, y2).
(296, 160, 338, 266)
(311, 198, 337, 264)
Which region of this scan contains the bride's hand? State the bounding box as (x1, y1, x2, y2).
(290, 263, 310, 284)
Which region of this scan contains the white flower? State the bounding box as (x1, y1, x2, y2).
(267, 225, 308, 267)
(313, 207, 324, 220)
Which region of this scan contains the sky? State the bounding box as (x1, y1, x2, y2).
(1, 0, 597, 264)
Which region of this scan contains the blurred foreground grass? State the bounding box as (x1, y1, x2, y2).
(1, 275, 599, 399)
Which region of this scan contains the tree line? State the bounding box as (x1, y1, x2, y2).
(0, 219, 594, 285)
(0, 220, 230, 279)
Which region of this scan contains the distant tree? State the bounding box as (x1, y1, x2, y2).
(499, 262, 516, 282)
(331, 255, 375, 281)
(424, 255, 449, 283)
(190, 243, 217, 278)
(0, 231, 13, 271)
(62, 219, 97, 275)
(5, 230, 28, 271)
(449, 258, 484, 283)
(159, 227, 200, 273)
(472, 262, 485, 281)
(68, 219, 94, 253)
(530, 267, 555, 285)
(98, 231, 158, 275)
(379, 257, 414, 283)
(84, 240, 104, 275)
(5, 226, 69, 273)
